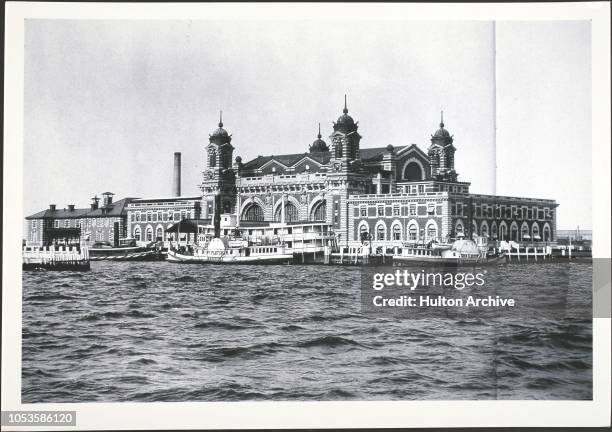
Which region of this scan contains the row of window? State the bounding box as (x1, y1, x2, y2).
(359, 222, 438, 242)
(130, 210, 191, 223)
(456, 221, 553, 241)
(452, 203, 553, 220)
(397, 184, 468, 194)
(48, 218, 113, 229)
(359, 203, 439, 217)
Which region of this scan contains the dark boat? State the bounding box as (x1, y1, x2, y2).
(88, 238, 162, 261)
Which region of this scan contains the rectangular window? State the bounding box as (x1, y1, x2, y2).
(152, 212, 158, 222)
(147, 212, 152, 222)
(360, 207, 367, 217)
(55, 220, 59, 228)
(377, 206, 384, 217)
(427, 203, 435, 215)
(538, 209, 544, 220)
(393, 206, 400, 216)
(409, 204, 417, 216)
(64, 220, 69, 227)
(418, 185, 424, 194)
(476, 206, 481, 217)
(457, 203, 463, 216)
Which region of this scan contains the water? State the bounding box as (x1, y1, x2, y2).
(22, 261, 592, 402)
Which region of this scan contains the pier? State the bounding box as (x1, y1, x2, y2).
(22, 245, 90, 271)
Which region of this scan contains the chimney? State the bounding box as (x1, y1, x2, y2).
(49, 204, 56, 211)
(91, 195, 100, 210)
(68, 204, 75, 212)
(173, 152, 181, 196)
(102, 192, 114, 207)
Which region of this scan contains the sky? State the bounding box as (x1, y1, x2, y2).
(23, 19, 591, 229)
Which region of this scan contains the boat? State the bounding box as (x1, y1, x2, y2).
(393, 236, 506, 267)
(166, 237, 293, 264)
(88, 238, 162, 261)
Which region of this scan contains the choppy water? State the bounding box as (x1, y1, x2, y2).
(22, 261, 592, 402)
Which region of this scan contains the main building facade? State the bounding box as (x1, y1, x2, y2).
(199, 102, 557, 247)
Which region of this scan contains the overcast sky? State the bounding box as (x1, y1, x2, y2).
(24, 19, 591, 229)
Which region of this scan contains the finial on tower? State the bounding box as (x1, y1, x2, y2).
(219, 110, 223, 127)
(343, 94, 348, 114)
(440, 110, 444, 128)
(317, 122, 322, 139)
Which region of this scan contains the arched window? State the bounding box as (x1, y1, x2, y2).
(532, 224, 540, 240)
(243, 203, 264, 222)
(359, 224, 369, 242)
(156, 226, 163, 241)
(208, 148, 217, 168)
(404, 161, 423, 181)
(490, 222, 498, 239)
(133, 226, 141, 241)
(521, 224, 529, 240)
(511, 224, 519, 241)
(455, 221, 464, 237)
(392, 224, 402, 241)
(408, 224, 418, 241)
(481, 222, 489, 238)
(311, 201, 326, 221)
(499, 224, 507, 241)
(146, 227, 153, 242)
(274, 202, 299, 222)
(377, 224, 386, 241)
(543, 225, 551, 242)
(426, 223, 437, 241)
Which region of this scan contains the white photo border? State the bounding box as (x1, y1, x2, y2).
(3, 2, 610, 429)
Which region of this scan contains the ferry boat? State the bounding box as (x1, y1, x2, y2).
(393, 236, 505, 267)
(88, 238, 162, 261)
(166, 237, 293, 264)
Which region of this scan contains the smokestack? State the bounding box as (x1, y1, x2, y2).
(68, 204, 75, 212)
(173, 152, 181, 196)
(49, 204, 56, 211)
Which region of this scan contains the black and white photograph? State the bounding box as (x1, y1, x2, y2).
(2, 2, 610, 430)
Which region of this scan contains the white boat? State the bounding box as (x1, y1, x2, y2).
(393, 236, 505, 266)
(166, 237, 293, 264)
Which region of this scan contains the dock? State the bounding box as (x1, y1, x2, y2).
(22, 245, 90, 271)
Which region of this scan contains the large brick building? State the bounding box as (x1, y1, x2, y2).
(201, 101, 557, 247)
(25, 193, 134, 246)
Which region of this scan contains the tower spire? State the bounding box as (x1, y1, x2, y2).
(219, 110, 223, 127)
(343, 94, 348, 114)
(317, 122, 322, 139)
(440, 110, 444, 127)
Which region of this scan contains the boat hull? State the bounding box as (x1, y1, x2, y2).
(167, 250, 293, 264)
(393, 252, 506, 267)
(89, 246, 161, 261)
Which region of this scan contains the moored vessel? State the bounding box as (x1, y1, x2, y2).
(88, 238, 162, 261)
(166, 237, 293, 264)
(393, 236, 505, 267)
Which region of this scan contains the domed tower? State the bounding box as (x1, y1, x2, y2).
(309, 123, 329, 153)
(330, 95, 361, 164)
(201, 111, 237, 223)
(427, 111, 457, 182)
(206, 111, 234, 173)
